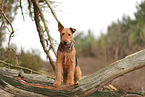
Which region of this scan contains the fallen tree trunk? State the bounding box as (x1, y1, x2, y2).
(0, 49, 145, 96)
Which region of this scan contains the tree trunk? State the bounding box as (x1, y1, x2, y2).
(0, 49, 145, 97)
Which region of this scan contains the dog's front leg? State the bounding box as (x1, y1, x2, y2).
(66, 57, 75, 85)
(53, 58, 62, 87)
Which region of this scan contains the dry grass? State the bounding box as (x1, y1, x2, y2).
(111, 67, 145, 92)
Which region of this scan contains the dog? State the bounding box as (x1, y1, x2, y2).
(53, 22, 82, 87)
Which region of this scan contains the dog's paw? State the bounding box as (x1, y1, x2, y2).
(53, 82, 61, 87)
(75, 81, 80, 85)
(66, 81, 74, 85)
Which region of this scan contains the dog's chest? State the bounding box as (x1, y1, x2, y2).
(62, 54, 72, 69)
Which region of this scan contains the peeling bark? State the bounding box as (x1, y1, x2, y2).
(0, 49, 145, 96)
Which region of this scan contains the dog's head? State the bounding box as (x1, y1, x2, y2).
(58, 22, 76, 45)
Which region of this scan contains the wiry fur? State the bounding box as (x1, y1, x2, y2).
(53, 22, 82, 87)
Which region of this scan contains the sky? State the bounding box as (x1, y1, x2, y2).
(3, 0, 141, 61)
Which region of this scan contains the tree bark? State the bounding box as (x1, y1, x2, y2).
(31, 0, 56, 71)
(0, 49, 145, 97)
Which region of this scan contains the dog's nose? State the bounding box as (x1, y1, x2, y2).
(64, 41, 67, 44)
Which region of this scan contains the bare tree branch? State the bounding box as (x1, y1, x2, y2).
(0, 0, 18, 65)
(0, 59, 54, 79)
(34, 0, 57, 56)
(44, 0, 60, 23)
(31, 0, 55, 71)
(20, 0, 25, 21)
(0, 49, 145, 96)
(0, 0, 14, 49)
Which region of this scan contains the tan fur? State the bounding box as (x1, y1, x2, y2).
(53, 22, 82, 87)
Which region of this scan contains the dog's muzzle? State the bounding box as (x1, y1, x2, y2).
(64, 41, 67, 45)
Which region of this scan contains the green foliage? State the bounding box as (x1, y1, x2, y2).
(0, 0, 44, 71)
(135, 1, 145, 23)
(74, 1, 145, 63)
(0, 46, 43, 71)
(0, 0, 18, 25)
(0, 0, 19, 54)
(74, 30, 97, 57)
(18, 49, 43, 71)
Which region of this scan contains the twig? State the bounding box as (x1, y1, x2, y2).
(3, 48, 18, 65)
(0, 59, 39, 74)
(44, 0, 60, 22)
(108, 84, 117, 91)
(33, 0, 57, 56)
(125, 92, 143, 96)
(0, 6, 14, 49)
(20, 0, 25, 21)
(0, 0, 18, 65)
(27, 0, 33, 18)
(0, 60, 12, 66)
(31, 0, 55, 71)
(1, 0, 6, 27)
(0, 59, 54, 79)
(11, 48, 19, 65)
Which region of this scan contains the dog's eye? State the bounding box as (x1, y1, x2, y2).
(62, 33, 65, 35)
(68, 34, 70, 36)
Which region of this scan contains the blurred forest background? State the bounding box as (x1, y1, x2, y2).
(0, 0, 145, 93)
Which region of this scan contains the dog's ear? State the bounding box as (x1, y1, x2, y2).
(70, 27, 76, 33)
(58, 22, 64, 32)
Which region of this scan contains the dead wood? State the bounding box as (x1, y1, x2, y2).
(0, 49, 145, 96)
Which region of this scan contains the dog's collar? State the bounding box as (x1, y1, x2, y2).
(58, 42, 73, 52)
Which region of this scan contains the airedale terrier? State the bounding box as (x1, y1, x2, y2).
(53, 22, 82, 87)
